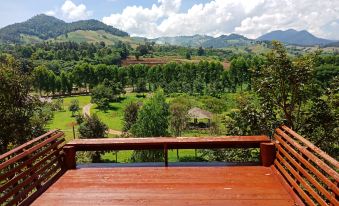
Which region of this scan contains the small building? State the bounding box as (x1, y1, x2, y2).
(188, 107, 213, 127)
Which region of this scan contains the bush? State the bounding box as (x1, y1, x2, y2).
(68, 99, 80, 117)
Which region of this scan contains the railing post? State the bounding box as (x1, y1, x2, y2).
(164, 144, 168, 167)
(260, 142, 276, 167)
(63, 146, 76, 170)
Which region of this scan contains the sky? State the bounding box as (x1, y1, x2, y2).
(0, 0, 338, 39)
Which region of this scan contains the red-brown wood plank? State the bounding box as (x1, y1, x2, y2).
(66, 136, 270, 151)
(32, 166, 301, 206)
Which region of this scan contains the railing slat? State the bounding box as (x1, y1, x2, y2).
(0, 138, 64, 181)
(0, 132, 63, 170)
(281, 125, 339, 168)
(0, 130, 57, 160)
(274, 134, 339, 195)
(0, 156, 60, 203)
(0, 146, 62, 193)
(8, 162, 63, 206)
(276, 153, 329, 206)
(276, 128, 339, 182)
(276, 143, 336, 204)
(274, 159, 315, 205)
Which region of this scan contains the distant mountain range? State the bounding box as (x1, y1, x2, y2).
(153, 30, 335, 47)
(0, 14, 337, 47)
(152, 33, 257, 48)
(0, 14, 128, 43)
(257, 29, 334, 46)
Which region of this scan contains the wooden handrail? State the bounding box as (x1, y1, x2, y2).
(273, 126, 339, 206)
(0, 131, 65, 206)
(64, 136, 273, 168)
(0, 130, 57, 161)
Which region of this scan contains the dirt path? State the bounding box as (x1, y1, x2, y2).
(108, 129, 123, 135)
(82, 103, 93, 116)
(83, 103, 123, 135)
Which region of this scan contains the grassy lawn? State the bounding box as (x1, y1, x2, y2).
(91, 93, 148, 131)
(101, 149, 203, 163)
(48, 95, 91, 142)
(48, 92, 239, 161)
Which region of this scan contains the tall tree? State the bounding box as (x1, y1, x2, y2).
(254, 41, 315, 130)
(0, 55, 44, 153)
(169, 102, 189, 137)
(123, 101, 140, 132)
(130, 89, 169, 162)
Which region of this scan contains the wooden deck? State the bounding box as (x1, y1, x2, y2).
(32, 166, 301, 206)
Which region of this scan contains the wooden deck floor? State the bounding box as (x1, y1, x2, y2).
(32, 166, 301, 206)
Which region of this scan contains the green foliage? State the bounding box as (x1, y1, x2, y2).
(197, 46, 205, 56)
(314, 64, 339, 88)
(0, 56, 46, 153)
(169, 102, 189, 136)
(91, 84, 114, 110)
(254, 41, 315, 130)
(78, 114, 108, 162)
(78, 114, 108, 138)
(130, 89, 169, 162)
(131, 89, 169, 137)
(123, 101, 140, 132)
(68, 99, 80, 117)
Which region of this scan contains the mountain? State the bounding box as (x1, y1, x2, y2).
(202, 34, 255, 48)
(323, 41, 339, 47)
(0, 14, 129, 43)
(257, 29, 333, 46)
(152, 35, 213, 47)
(152, 34, 254, 48)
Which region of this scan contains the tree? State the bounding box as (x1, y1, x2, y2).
(131, 89, 169, 137)
(123, 101, 140, 132)
(79, 114, 108, 138)
(69, 99, 80, 117)
(0, 55, 45, 153)
(185, 51, 191, 60)
(130, 89, 169, 162)
(253, 41, 315, 130)
(197, 46, 205, 56)
(169, 102, 189, 137)
(91, 84, 113, 110)
(78, 114, 108, 162)
(32, 65, 50, 95)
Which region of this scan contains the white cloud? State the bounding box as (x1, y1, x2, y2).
(44, 10, 56, 16)
(102, 0, 339, 40)
(61, 0, 92, 21)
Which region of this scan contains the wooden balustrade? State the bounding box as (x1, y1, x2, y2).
(1, 126, 337, 206)
(0, 131, 65, 206)
(64, 135, 272, 168)
(273, 125, 339, 206)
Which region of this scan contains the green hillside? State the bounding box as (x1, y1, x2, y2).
(0, 14, 128, 44)
(51, 30, 144, 46)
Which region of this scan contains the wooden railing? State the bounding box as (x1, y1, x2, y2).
(1, 127, 337, 205)
(63, 135, 273, 168)
(0, 130, 65, 206)
(273, 125, 339, 206)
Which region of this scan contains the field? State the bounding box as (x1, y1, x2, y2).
(48, 92, 234, 162)
(48, 95, 91, 141)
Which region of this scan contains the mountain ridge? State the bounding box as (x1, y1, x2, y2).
(0, 14, 129, 43)
(257, 29, 334, 46)
(0, 14, 336, 47)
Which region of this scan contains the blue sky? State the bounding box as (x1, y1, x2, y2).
(0, 0, 338, 39)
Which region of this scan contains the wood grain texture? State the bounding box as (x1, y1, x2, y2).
(32, 166, 300, 206)
(66, 136, 270, 151)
